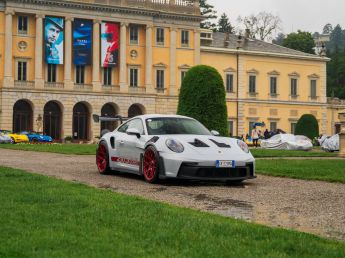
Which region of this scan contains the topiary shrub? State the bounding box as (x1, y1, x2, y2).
(177, 65, 228, 136)
(295, 114, 319, 140)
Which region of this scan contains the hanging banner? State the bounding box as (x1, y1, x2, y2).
(101, 22, 119, 67)
(44, 17, 64, 65)
(73, 19, 92, 65)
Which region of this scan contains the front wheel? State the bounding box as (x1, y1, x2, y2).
(96, 142, 111, 174)
(143, 146, 160, 184)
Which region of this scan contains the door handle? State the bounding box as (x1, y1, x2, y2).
(119, 140, 125, 145)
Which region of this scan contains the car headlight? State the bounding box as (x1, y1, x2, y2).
(166, 139, 184, 153)
(237, 140, 249, 153)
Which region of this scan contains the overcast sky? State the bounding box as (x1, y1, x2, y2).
(208, 0, 344, 34)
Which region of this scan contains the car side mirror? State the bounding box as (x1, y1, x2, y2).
(126, 128, 141, 138)
(211, 130, 220, 136)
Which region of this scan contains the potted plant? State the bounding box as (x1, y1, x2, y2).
(64, 136, 73, 144)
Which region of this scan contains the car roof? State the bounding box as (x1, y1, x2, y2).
(136, 114, 194, 120)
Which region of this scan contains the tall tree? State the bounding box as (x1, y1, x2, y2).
(217, 13, 234, 33)
(272, 33, 285, 45)
(199, 0, 217, 30)
(282, 30, 315, 54)
(322, 23, 333, 34)
(326, 24, 345, 54)
(237, 11, 282, 41)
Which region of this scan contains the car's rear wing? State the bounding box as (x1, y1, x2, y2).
(92, 114, 128, 125)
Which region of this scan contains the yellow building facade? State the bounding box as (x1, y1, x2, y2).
(0, 0, 343, 141)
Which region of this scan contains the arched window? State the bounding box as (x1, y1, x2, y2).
(44, 101, 62, 140)
(13, 100, 33, 133)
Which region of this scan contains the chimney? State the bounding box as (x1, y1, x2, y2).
(245, 29, 251, 39)
(236, 35, 244, 49)
(224, 32, 230, 47)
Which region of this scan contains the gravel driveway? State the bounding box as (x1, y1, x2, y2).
(1, 148, 345, 241)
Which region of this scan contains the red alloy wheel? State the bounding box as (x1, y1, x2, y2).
(96, 144, 107, 173)
(143, 148, 157, 181)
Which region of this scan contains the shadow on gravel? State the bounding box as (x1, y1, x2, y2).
(103, 170, 255, 188)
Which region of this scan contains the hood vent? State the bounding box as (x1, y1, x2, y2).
(189, 139, 209, 147)
(209, 139, 231, 148)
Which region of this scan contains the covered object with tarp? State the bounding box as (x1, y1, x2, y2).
(318, 134, 339, 152)
(260, 134, 313, 151)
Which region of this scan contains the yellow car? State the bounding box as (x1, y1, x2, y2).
(0, 130, 29, 143)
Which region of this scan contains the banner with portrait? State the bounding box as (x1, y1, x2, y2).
(73, 19, 92, 65)
(101, 22, 119, 67)
(44, 17, 64, 65)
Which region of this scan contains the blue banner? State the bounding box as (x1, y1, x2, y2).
(73, 19, 92, 65)
(44, 17, 64, 65)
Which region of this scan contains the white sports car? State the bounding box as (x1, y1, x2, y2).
(96, 115, 255, 183)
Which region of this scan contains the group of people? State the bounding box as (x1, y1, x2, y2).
(239, 127, 284, 148)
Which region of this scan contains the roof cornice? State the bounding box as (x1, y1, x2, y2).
(201, 46, 331, 62)
(6, 0, 203, 22)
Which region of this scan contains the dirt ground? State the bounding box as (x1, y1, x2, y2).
(1, 148, 345, 241)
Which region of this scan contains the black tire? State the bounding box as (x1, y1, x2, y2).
(96, 141, 111, 175)
(11, 137, 16, 144)
(142, 146, 160, 184)
(32, 138, 38, 144)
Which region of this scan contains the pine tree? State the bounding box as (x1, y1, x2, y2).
(217, 13, 234, 33)
(199, 0, 217, 30)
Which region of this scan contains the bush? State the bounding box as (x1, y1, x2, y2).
(295, 114, 319, 139)
(64, 136, 73, 142)
(177, 65, 228, 136)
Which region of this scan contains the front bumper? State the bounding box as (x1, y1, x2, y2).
(176, 162, 256, 181)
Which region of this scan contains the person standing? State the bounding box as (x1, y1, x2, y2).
(251, 126, 259, 148)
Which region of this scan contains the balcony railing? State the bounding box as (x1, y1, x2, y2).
(14, 80, 34, 88)
(65, 0, 200, 15)
(129, 86, 146, 93)
(102, 85, 120, 92)
(156, 87, 166, 94)
(45, 82, 64, 89)
(74, 83, 93, 91)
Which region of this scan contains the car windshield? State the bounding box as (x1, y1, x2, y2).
(146, 117, 211, 135)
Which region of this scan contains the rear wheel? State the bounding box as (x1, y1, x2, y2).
(96, 142, 111, 174)
(143, 146, 160, 184)
(32, 138, 38, 144)
(11, 137, 15, 144)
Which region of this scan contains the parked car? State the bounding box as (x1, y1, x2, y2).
(96, 115, 256, 184)
(19, 131, 53, 143)
(0, 130, 29, 143)
(0, 131, 13, 144)
(260, 134, 313, 151)
(318, 134, 339, 152)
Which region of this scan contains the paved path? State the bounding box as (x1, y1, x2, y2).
(1, 149, 345, 241)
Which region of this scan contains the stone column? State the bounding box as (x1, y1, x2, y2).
(338, 112, 345, 158)
(4, 10, 14, 87)
(169, 27, 177, 95)
(64, 17, 74, 90)
(119, 22, 128, 93)
(194, 29, 201, 65)
(35, 14, 45, 89)
(145, 24, 154, 94)
(92, 19, 101, 92)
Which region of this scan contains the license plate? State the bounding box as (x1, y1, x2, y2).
(216, 160, 235, 168)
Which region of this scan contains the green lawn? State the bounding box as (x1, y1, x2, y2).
(256, 159, 345, 183)
(1, 167, 345, 258)
(251, 148, 337, 158)
(0, 143, 338, 158)
(0, 143, 97, 155)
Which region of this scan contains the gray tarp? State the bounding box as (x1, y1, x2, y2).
(260, 134, 313, 151)
(318, 134, 339, 152)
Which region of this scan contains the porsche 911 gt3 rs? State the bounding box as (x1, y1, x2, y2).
(96, 115, 256, 183)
